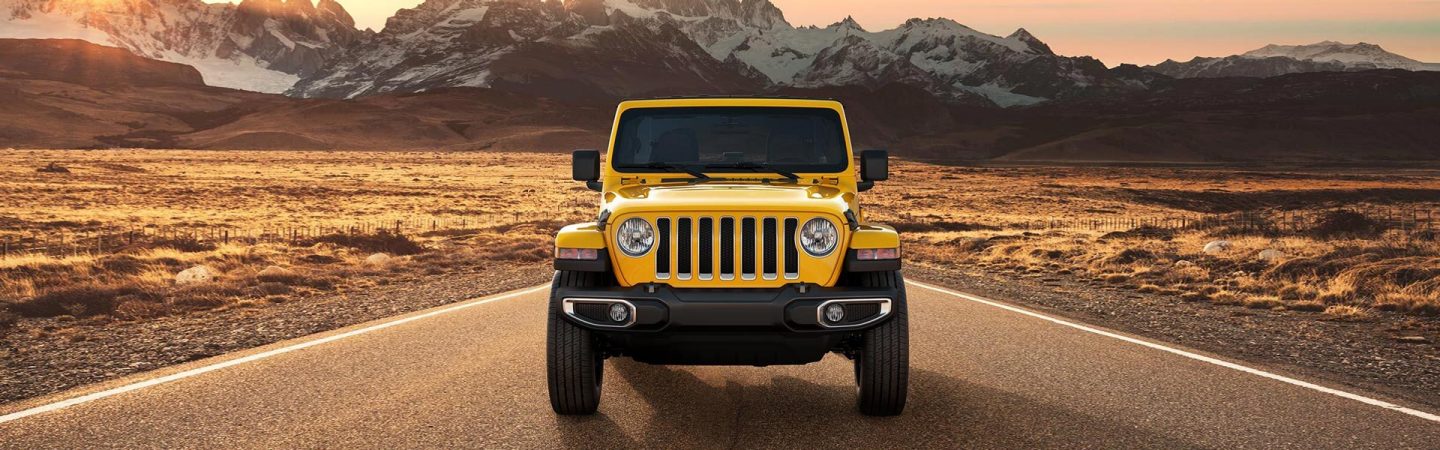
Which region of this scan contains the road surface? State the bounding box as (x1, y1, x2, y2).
(2, 281, 1438, 449)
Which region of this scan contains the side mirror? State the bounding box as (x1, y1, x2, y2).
(858, 150, 888, 192)
(572, 150, 602, 191)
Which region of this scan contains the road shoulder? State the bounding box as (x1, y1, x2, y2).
(908, 262, 1440, 409)
(0, 264, 551, 406)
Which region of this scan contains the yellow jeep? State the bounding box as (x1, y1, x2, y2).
(548, 98, 906, 416)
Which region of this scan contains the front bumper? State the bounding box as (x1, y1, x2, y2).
(552, 283, 900, 366)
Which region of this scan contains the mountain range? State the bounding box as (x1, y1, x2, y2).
(0, 0, 1158, 105)
(0, 0, 365, 93)
(290, 0, 1148, 107)
(1, 0, 1438, 162)
(1147, 41, 1440, 79)
(4, 0, 1436, 104)
(0, 38, 614, 150)
(5, 37, 1437, 163)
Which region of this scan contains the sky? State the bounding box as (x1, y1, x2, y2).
(208, 0, 1440, 65)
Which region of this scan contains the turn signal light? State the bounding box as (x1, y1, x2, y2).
(556, 248, 599, 260)
(856, 248, 899, 260)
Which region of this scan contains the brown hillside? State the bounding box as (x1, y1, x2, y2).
(0, 39, 205, 87)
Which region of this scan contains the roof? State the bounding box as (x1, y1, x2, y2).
(624, 94, 838, 101)
(615, 97, 845, 110)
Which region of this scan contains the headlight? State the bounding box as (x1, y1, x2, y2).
(799, 218, 838, 257)
(616, 218, 654, 257)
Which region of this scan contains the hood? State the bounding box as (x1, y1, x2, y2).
(604, 183, 852, 218)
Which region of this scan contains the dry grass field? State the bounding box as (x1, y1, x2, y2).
(1, 149, 1438, 332)
(0, 150, 590, 329)
(877, 164, 1440, 318)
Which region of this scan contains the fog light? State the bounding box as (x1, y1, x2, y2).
(824, 304, 845, 323)
(609, 303, 630, 323)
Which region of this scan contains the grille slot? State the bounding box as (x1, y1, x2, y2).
(720, 218, 735, 280)
(784, 218, 798, 278)
(656, 218, 671, 279)
(741, 218, 756, 279)
(762, 218, 778, 279)
(698, 217, 713, 280)
(677, 218, 692, 279)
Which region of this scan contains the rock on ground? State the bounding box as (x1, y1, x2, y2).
(1258, 249, 1286, 262)
(257, 265, 295, 281)
(175, 265, 216, 285)
(1202, 240, 1232, 255)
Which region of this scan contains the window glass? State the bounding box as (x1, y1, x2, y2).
(612, 107, 849, 173)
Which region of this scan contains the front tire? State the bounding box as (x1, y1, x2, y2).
(855, 271, 909, 416)
(547, 271, 605, 415)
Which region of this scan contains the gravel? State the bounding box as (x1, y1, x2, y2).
(0, 263, 551, 405)
(909, 262, 1440, 409)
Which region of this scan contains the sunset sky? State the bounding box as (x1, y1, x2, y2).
(208, 0, 1440, 65)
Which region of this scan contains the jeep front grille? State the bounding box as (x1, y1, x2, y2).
(651, 216, 803, 282)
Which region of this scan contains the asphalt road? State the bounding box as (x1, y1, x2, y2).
(3, 281, 1438, 449)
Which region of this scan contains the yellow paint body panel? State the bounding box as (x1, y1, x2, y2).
(555, 223, 605, 249)
(850, 224, 900, 249)
(558, 98, 898, 288)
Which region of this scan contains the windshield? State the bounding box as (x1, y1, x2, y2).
(611, 107, 849, 174)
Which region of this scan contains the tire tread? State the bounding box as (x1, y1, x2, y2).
(856, 271, 909, 416)
(547, 271, 604, 415)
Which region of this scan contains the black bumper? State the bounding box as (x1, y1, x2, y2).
(552, 283, 900, 366)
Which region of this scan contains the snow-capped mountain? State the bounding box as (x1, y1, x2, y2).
(286, 0, 809, 99)
(686, 14, 1116, 106)
(288, 0, 767, 100)
(291, 0, 1137, 106)
(1243, 41, 1437, 70)
(1147, 41, 1439, 79)
(0, 0, 1145, 104)
(0, 0, 365, 93)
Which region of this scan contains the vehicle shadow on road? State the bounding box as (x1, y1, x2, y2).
(562, 358, 1200, 449)
(552, 412, 642, 449)
(554, 358, 747, 448)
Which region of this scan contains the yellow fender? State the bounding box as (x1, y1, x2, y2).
(849, 223, 899, 249)
(555, 222, 605, 250)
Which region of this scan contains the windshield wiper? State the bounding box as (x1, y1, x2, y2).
(628, 163, 709, 180)
(704, 162, 800, 182)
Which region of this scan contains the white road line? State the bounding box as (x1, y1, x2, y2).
(907, 280, 1440, 424)
(0, 285, 548, 425)
(9, 280, 1437, 426)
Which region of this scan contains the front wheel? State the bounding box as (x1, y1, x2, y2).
(854, 271, 909, 416)
(547, 271, 605, 415)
